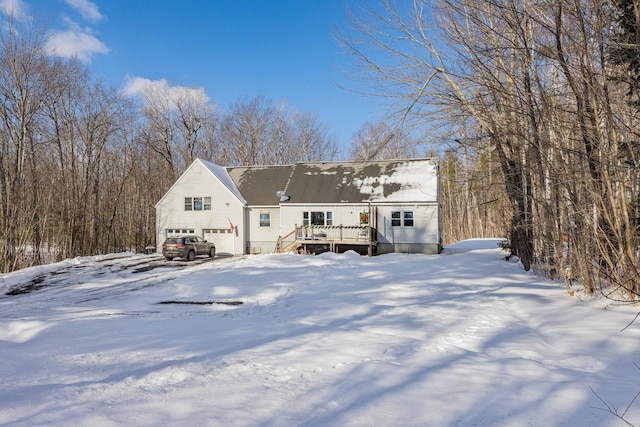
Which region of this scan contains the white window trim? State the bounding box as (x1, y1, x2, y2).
(184, 196, 212, 211)
(391, 210, 415, 227)
(303, 211, 334, 226)
(259, 212, 271, 227)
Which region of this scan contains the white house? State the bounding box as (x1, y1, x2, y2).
(155, 158, 442, 256)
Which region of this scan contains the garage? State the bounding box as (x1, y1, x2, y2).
(203, 229, 235, 256)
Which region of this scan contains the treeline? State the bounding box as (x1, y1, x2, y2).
(340, 0, 640, 299)
(0, 19, 339, 273)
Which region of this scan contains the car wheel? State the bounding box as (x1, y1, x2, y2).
(209, 248, 216, 258)
(165, 257, 174, 261)
(187, 250, 196, 261)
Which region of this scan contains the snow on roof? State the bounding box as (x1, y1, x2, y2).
(355, 159, 439, 202)
(284, 158, 439, 204)
(199, 159, 247, 205)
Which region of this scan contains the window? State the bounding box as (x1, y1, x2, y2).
(391, 211, 414, 227)
(310, 212, 325, 225)
(260, 212, 271, 227)
(403, 211, 414, 227)
(203, 228, 232, 234)
(185, 196, 212, 211)
(391, 211, 401, 226)
(166, 228, 194, 236)
(303, 211, 333, 226)
(193, 197, 203, 211)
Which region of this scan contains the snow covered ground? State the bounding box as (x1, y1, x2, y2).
(0, 239, 638, 426)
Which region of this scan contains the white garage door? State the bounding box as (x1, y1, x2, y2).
(203, 229, 235, 255)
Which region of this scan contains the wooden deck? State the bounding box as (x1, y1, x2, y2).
(277, 225, 377, 256)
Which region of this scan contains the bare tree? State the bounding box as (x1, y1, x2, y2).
(219, 95, 337, 166)
(349, 120, 419, 160)
(172, 87, 213, 166)
(0, 17, 52, 271)
(134, 80, 215, 177)
(137, 83, 177, 175)
(288, 111, 339, 162)
(338, 0, 640, 297)
(219, 95, 274, 165)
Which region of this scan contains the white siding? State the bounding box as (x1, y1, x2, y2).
(375, 204, 440, 253)
(245, 207, 281, 254)
(278, 202, 439, 254)
(155, 160, 245, 255)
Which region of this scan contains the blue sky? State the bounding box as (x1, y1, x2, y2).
(6, 0, 382, 155)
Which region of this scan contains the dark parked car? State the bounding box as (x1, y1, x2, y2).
(162, 235, 216, 261)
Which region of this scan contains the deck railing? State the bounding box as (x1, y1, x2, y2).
(275, 228, 298, 253)
(276, 225, 376, 254)
(295, 225, 374, 242)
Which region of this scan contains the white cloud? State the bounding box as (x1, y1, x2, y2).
(63, 0, 103, 23)
(45, 28, 109, 63)
(122, 76, 156, 97)
(0, 0, 28, 18)
(124, 76, 210, 105)
(41, 0, 107, 63)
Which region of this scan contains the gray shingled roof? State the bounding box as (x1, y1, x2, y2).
(226, 158, 438, 205)
(226, 165, 295, 206)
